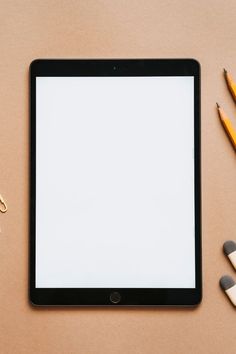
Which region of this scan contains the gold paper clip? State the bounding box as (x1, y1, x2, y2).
(0, 194, 7, 213)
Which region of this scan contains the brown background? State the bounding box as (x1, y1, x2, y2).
(1, 1, 236, 353)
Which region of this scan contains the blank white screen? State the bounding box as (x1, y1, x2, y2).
(36, 76, 195, 288)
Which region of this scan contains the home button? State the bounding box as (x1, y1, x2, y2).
(110, 291, 121, 304)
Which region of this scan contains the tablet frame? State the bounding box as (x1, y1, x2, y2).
(30, 59, 201, 306)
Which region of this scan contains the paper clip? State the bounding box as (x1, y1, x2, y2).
(0, 194, 7, 213)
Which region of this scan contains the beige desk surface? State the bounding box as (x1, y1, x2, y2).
(1, 1, 236, 353)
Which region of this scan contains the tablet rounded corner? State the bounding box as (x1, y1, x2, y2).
(192, 291, 202, 307)
(29, 291, 40, 307)
(188, 58, 201, 73)
(29, 59, 42, 75)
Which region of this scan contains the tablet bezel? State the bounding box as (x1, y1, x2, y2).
(30, 59, 201, 306)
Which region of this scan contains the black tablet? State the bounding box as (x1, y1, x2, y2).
(30, 59, 201, 306)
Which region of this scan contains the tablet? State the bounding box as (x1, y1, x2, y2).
(30, 59, 201, 306)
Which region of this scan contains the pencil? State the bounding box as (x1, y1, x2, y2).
(216, 102, 236, 150)
(223, 68, 236, 102)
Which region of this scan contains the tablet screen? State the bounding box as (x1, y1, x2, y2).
(35, 76, 195, 288)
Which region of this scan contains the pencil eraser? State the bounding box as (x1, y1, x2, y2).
(223, 240, 236, 270)
(220, 275, 236, 306)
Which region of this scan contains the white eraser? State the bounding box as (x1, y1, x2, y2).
(220, 275, 236, 306)
(223, 240, 236, 270)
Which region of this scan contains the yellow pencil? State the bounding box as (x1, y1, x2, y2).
(224, 68, 236, 102)
(216, 102, 236, 150)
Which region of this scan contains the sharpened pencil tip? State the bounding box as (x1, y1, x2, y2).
(216, 102, 220, 109)
(223, 68, 227, 75)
